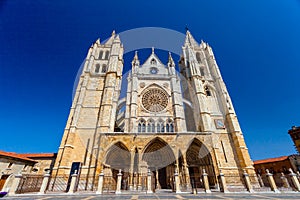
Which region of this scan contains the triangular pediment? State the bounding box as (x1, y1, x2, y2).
(141, 50, 164, 68)
(137, 48, 168, 75)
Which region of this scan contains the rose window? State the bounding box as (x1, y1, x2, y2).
(142, 88, 168, 112)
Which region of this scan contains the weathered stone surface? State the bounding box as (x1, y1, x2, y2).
(52, 31, 258, 192)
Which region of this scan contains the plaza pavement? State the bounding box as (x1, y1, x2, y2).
(3, 192, 300, 200)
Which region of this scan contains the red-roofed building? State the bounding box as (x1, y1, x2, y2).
(0, 151, 57, 192)
(253, 154, 300, 175)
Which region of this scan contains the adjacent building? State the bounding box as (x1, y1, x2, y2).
(254, 154, 300, 175)
(0, 151, 56, 192)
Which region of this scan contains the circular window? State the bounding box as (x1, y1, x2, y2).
(142, 88, 168, 112)
(150, 67, 158, 74)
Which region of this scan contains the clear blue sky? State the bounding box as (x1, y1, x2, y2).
(0, 0, 300, 160)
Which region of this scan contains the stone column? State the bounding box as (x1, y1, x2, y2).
(280, 173, 290, 188)
(266, 169, 280, 193)
(8, 174, 22, 196)
(129, 151, 135, 191)
(243, 170, 254, 193)
(115, 169, 122, 194)
(219, 170, 229, 193)
(182, 155, 191, 191)
(147, 169, 153, 193)
(67, 172, 78, 194)
(38, 172, 51, 194)
(289, 168, 300, 191)
(96, 170, 104, 194)
(138, 169, 142, 191)
(156, 169, 161, 189)
(257, 174, 264, 187)
(133, 172, 137, 190)
(202, 169, 211, 193)
(174, 169, 181, 193)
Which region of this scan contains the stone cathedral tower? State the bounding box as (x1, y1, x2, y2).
(51, 30, 258, 192)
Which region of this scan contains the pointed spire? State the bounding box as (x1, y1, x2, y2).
(131, 51, 140, 67)
(96, 38, 100, 45)
(134, 51, 139, 60)
(114, 34, 121, 43)
(105, 30, 116, 45)
(200, 39, 207, 49)
(184, 30, 199, 47)
(152, 47, 155, 54)
(168, 52, 175, 67)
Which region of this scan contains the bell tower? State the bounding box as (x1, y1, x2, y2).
(53, 31, 124, 176)
(179, 30, 256, 176)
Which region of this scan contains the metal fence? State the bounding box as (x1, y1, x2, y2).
(16, 174, 44, 194)
(139, 174, 147, 191)
(102, 175, 116, 193)
(47, 175, 69, 192)
(76, 174, 98, 192)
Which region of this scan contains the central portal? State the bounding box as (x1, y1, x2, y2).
(142, 137, 176, 190)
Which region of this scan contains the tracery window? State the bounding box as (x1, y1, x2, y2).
(142, 88, 168, 113)
(200, 67, 205, 76)
(150, 58, 157, 65)
(196, 52, 201, 63)
(157, 119, 164, 133)
(95, 64, 100, 73)
(138, 119, 146, 133)
(98, 51, 103, 59)
(205, 86, 211, 97)
(147, 119, 155, 133)
(101, 64, 107, 73)
(104, 51, 109, 60)
(166, 119, 174, 132)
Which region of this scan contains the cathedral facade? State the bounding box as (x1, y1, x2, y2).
(52, 30, 258, 192)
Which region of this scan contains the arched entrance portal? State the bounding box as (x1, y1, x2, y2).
(142, 138, 176, 189)
(104, 142, 130, 190)
(186, 139, 217, 189)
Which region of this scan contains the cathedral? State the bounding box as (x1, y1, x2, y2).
(51, 30, 258, 192)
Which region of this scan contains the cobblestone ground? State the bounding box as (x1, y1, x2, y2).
(3, 192, 300, 200)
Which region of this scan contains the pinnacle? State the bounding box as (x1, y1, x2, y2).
(134, 51, 139, 60)
(184, 30, 199, 47)
(95, 38, 100, 45)
(168, 52, 175, 67)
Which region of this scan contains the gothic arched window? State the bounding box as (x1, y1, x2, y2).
(95, 64, 100, 73)
(101, 64, 107, 73)
(104, 51, 109, 60)
(205, 86, 211, 97)
(157, 119, 164, 133)
(147, 119, 155, 133)
(150, 58, 157, 65)
(138, 119, 146, 133)
(196, 52, 201, 63)
(166, 119, 174, 132)
(200, 67, 205, 76)
(98, 51, 103, 59)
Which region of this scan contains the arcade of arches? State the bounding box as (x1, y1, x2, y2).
(103, 137, 217, 191)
